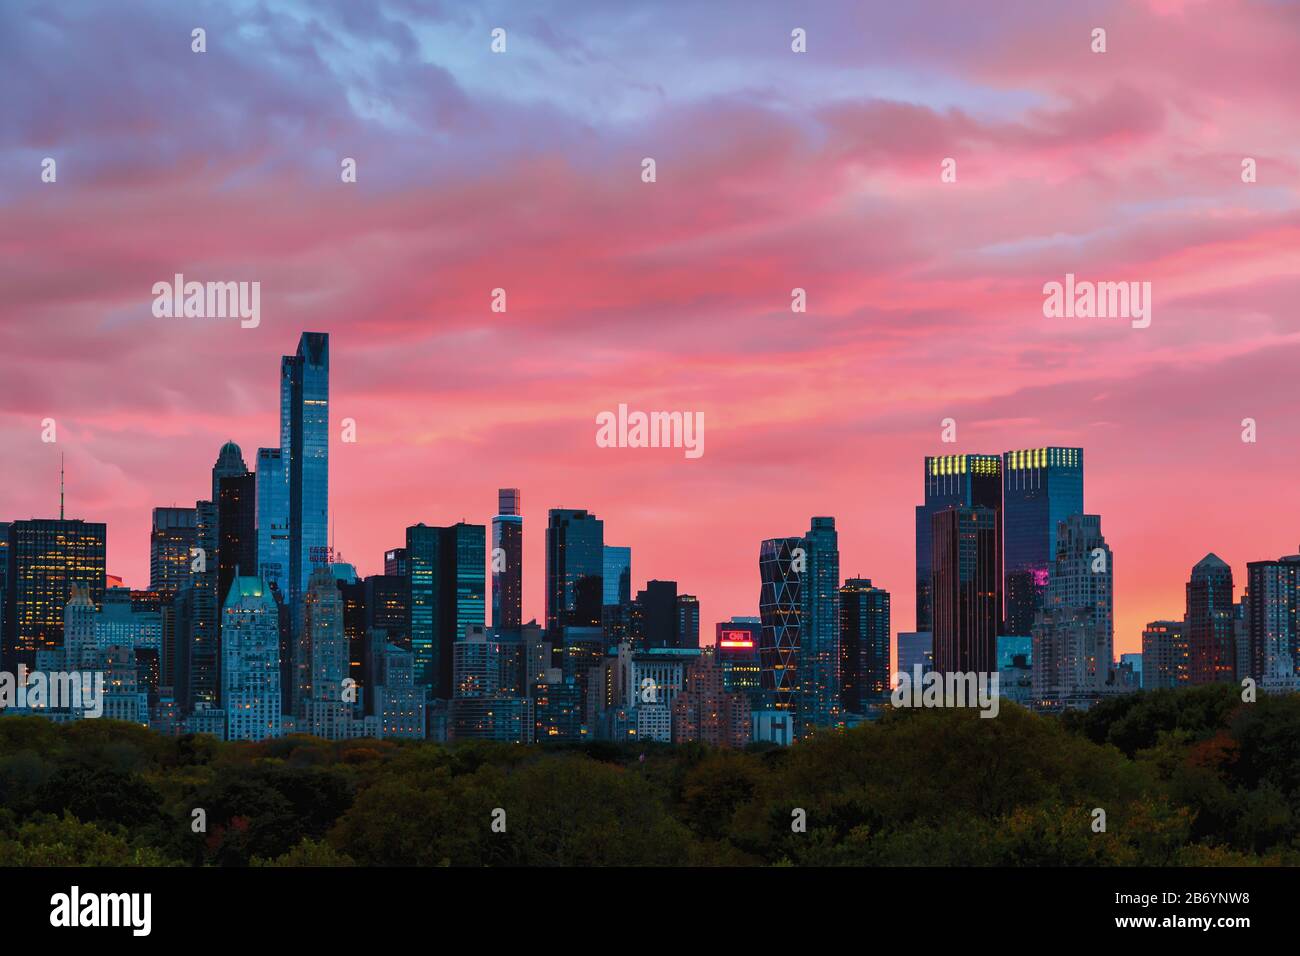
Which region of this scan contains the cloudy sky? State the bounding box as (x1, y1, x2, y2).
(2, 0, 1298, 654)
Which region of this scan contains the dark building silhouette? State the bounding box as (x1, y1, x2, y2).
(840, 577, 891, 713)
(1185, 553, 1235, 685)
(634, 579, 678, 649)
(931, 506, 1000, 674)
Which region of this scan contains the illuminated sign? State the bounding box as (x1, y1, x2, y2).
(718, 629, 754, 649)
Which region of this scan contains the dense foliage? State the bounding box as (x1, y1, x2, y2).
(1, 685, 1296, 866)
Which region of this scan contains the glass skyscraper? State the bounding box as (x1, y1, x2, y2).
(916, 454, 1001, 632)
(149, 507, 196, 595)
(1002, 447, 1083, 636)
(286, 332, 330, 622)
(545, 509, 604, 639)
(758, 537, 802, 713)
(602, 545, 631, 607)
(256, 447, 288, 595)
(491, 488, 523, 631)
(1185, 553, 1235, 685)
(798, 517, 841, 731)
(407, 522, 486, 698)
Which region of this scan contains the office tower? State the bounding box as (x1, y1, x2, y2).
(676, 594, 700, 649)
(758, 536, 803, 712)
(364, 574, 408, 647)
(916, 454, 1001, 631)
(1245, 558, 1299, 691)
(603, 546, 631, 608)
(931, 507, 1000, 674)
(4, 518, 107, 671)
(221, 576, 283, 741)
(895, 631, 933, 682)
(63, 583, 99, 671)
(369, 639, 428, 739)
(1185, 554, 1235, 685)
(100, 645, 148, 725)
(453, 627, 504, 698)
(338, 579, 367, 689)
(285, 332, 330, 623)
(407, 522, 486, 698)
(545, 509, 604, 638)
(1141, 620, 1186, 689)
(216, 456, 256, 624)
(634, 579, 679, 649)
(1003, 447, 1084, 636)
(298, 565, 353, 737)
(255, 447, 288, 594)
(184, 497, 221, 712)
(716, 618, 762, 695)
(384, 548, 408, 578)
(1032, 514, 1113, 710)
(839, 578, 891, 714)
(671, 647, 752, 747)
(628, 648, 698, 741)
(798, 517, 841, 730)
(150, 508, 196, 594)
(492, 488, 523, 631)
(532, 669, 585, 741)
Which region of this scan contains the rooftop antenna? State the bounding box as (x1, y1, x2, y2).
(59, 453, 65, 520)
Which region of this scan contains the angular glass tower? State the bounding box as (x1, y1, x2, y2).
(758, 536, 802, 713)
(1002, 447, 1083, 635)
(916, 454, 1001, 632)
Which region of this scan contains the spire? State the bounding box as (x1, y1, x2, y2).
(59, 453, 65, 520)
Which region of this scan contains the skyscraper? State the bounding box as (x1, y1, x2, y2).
(492, 488, 523, 631)
(3, 519, 107, 671)
(916, 454, 1001, 631)
(1185, 554, 1235, 685)
(633, 579, 678, 649)
(149, 507, 196, 595)
(286, 332, 330, 623)
(216, 445, 256, 625)
(299, 565, 353, 737)
(839, 578, 891, 714)
(931, 506, 1000, 674)
(1142, 620, 1187, 689)
(221, 575, 282, 741)
(255, 447, 288, 594)
(545, 509, 604, 638)
(1032, 514, 1113, 710)
(1002, 447, 1084, 635)
(1245, 556, 1300, 691)
(716, 617, 762, 696)
(676, 593, 700, 649)
(798, 517, 841, 730)
(407, 522, 486, 698)
(758, 536, 802, 713)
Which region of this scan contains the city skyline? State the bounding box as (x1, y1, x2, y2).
(4, 328, 1295, 666)
(3, 2, 1300, 658)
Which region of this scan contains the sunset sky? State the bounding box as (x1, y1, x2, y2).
(2, 0, 1299, 656)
